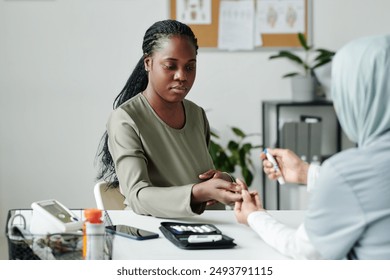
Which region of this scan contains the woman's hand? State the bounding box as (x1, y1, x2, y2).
(198, 169, 234, 182)
(234, 179, 264, 225)
(192, 177, 244, 206)
(261, 148, 309, 185)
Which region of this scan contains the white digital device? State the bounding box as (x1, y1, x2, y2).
(30, 199, 83, 235)
(264, 148, 286, 185)
(187, 235, 222, 243)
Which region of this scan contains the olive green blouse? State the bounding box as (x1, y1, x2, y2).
(107, 94, 214, 218)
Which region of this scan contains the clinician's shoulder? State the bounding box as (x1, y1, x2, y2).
(321, 147, 366, 178)
(324, 133, 390, 172)
(323, 147, 359, 169)
(321, 136, 390, 189)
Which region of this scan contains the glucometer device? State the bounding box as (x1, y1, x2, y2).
(30, 199, 83, 235)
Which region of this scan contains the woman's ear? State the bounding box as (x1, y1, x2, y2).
(144, 56, 151, 72)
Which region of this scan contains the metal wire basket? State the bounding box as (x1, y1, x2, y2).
(6, 209, 113, 260)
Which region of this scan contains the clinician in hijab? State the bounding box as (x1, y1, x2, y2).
(234, 34, 390, 260)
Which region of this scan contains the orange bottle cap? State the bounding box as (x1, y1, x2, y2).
(84, 208, 102, 223)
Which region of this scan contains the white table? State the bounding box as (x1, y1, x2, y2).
(108, 210, 305, 260)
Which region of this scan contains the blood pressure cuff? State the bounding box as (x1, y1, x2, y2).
(159, 222, 236, 250)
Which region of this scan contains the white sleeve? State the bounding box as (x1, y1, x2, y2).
(247, 211, 323, 259)
(307, 163, 320, 193)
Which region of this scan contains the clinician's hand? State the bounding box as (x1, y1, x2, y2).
(261, 148, 309, 185)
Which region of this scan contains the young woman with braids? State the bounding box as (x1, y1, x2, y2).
(96, 20, 243, 218)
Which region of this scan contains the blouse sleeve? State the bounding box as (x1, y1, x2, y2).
(247, 211, 323, 259)
(107, 108, 199, 218)
(307, 163, 321, 193)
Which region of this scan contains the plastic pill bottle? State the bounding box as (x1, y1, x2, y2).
(83, 208, 105, 260)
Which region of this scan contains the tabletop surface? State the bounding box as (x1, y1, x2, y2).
(107, 209, 305, 260)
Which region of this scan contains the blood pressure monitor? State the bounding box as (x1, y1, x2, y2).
(30, 199, 83, 235)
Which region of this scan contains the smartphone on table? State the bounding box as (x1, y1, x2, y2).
(105, 225, 159, 240)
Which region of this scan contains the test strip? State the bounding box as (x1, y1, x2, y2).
(201, 225, 212, 232)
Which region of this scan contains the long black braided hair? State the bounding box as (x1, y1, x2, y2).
(96, 20, 199, 187)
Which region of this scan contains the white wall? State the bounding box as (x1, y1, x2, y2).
(1, 0, 390, 259)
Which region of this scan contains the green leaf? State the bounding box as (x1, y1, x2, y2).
(312, 58, 332, 70)
(247, 157, 254, 169)
(282, 72, 300, 78)
(241, 143, 253, 153)
(298, 33, 310, 50)
(242, 167, 253, 187)
(315, 48, 336, 56)
(223, 157, 235, 173)
(269, 51, 304, 65)
(217, 152, 230, 169)
(208, 126, 261, 187)
(229, 150, 239, 164)
(210, 130, 220, 138)
(231, 127, 246, 138)
(314, 54, 332, 63)
(209, 147, 218, 162)
(314, 51, 334, 61)
(238, 148, 246, 166)
(227, 140, 239, 151)
(209, 140, 222, 152)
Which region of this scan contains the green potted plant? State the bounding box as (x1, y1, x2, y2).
(209, 127, 261, 187)
(269, 33, 335, 101)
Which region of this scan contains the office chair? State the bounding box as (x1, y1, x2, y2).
(93, 181, 126, 210)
